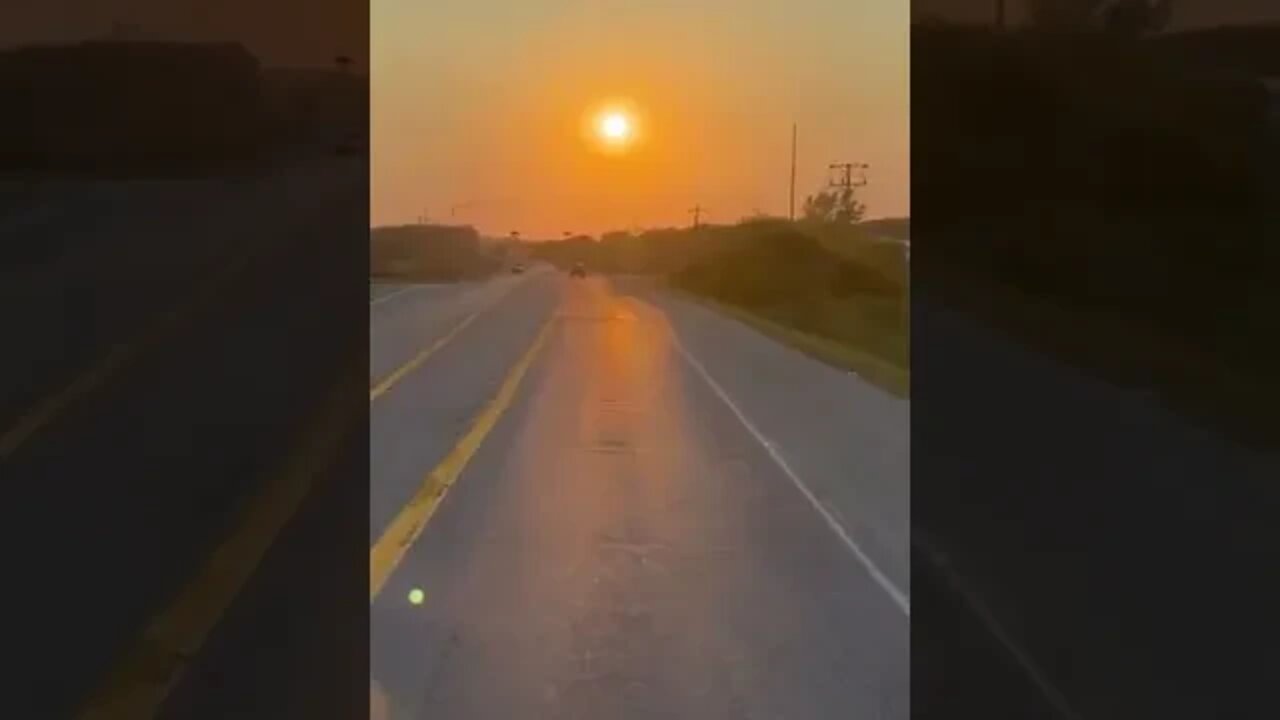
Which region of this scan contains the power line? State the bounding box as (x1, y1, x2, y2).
(828, 162, 869, 190)
(688, 204, 707, 229)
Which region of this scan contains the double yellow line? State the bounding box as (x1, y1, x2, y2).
(369, 315, 555, 599)
(76, 368, 365, 720)
(79, 282, 555, 718)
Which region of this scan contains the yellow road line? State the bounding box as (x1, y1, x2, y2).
(368, 311, 481, 402)
(368, 275, 534, 403)
(0, 193, 346, 461)
(0, 259, 258, 460)
(76, 372, 364, 720)
(369, 316, 556, 601)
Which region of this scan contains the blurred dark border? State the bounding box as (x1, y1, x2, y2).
(3, 6, 369, 718)
(911, 4, 1278, 719)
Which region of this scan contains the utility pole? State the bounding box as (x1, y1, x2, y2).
(995, 0, 1006, 30)
(789, 123, 797, 221)
(449, 200, 479, 220)
(829, 162, 869, 189)
(688, 204, 706, 229)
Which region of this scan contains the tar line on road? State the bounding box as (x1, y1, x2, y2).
(73, 368, 365, 720)
(369, 313, 556, 601)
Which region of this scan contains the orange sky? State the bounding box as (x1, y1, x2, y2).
(372, 0, 909, 237)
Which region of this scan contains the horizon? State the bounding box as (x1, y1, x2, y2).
(368, 212, 911, 239)
(372, 0, 909, 239)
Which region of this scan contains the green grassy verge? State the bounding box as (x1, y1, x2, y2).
(671, 283, 909, 399)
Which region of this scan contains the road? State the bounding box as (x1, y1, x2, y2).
(368, 270, 909, 719)
(0, 161, 360, 431)
(369, 275, 529, 389)
(2, 158, 368, 718)
(913, 292, 1280, 720)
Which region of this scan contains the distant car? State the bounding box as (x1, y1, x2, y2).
(511, 263, 526, 274)
(570, 262, 586, 278)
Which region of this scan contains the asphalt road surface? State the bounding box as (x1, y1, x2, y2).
(3, 158, 367, 718)
(913, 292, 1280, 720)
(369, 271, 910, 720)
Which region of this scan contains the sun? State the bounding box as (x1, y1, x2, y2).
(583, 100, 642, 154)
(600, 112, 632, 142)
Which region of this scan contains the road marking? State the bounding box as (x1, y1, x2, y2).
(368, 277, 528, 402)
(914, 534, 1082, 720)
(369, 311, 483, 402)
(75, 371, 364, 720)
(369, 315, 556, 601)
(0, 187, 352, 461)
(369, 285, 422, 307)
(0, 251, 267, 461)
(668, 329, 911, 617)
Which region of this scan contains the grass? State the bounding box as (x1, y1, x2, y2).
(660, 224, 909, 398)
(810, 224, 909, 279)
(671, 283, 910, 399)
(929, 265, 1280, 449)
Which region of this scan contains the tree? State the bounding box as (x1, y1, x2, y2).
(802, 187, 866, 224)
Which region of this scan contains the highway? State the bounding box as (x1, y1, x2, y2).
(2, 158, 369, 719)
(911, 293, 1280, 720)
(368, 269, 910, 719)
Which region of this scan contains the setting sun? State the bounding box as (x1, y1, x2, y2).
(600, 112, 631, 141)
(583, 99, 644, 155)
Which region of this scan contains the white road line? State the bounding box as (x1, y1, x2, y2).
(669, 330, 911, 617)
(369, 285, 422, 307)
(914, 535, 1083, 720)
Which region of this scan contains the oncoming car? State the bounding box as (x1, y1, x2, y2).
(569, 262, 586, 278)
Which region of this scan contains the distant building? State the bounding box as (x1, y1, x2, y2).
(0, 40, 266, 175)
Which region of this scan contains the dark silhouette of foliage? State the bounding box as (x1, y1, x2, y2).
(913, 21, 1276, 370)
(802, 187, 866, 224)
